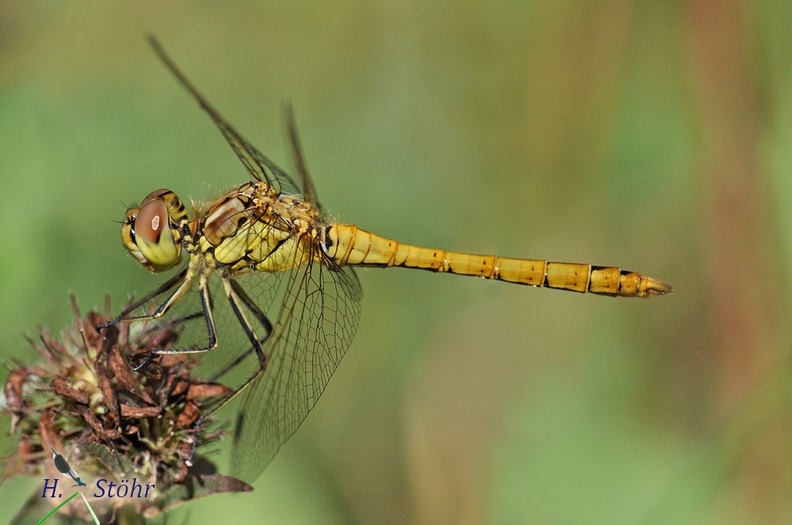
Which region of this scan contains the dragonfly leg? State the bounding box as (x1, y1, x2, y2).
(227, 278, 272, 367)
(204, 277, 271, 392)
(99, 267, 192, 328)
(150, 273, 219, 356)
(186, 276, 273, 467)
(126, 274, 218, 371)
(206, 280, 272, 382)
(128, 351, 155, 372)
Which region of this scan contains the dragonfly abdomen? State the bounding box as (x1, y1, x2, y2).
(326, 224, 670, 297)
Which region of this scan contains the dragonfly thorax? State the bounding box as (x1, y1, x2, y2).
(197, 181, 324, 273)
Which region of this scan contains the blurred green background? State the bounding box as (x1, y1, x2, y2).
(1, 1, 790, 524)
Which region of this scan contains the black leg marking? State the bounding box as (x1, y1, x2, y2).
(99, 268, 189, 328)
(152, 274, 219, 356)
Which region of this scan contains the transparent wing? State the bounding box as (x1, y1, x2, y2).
(282, 103, 322, 209)
(229, 243, 363, 483)
(147, 36, 302, 196)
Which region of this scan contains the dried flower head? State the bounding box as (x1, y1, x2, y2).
(1, 295, 251, 523)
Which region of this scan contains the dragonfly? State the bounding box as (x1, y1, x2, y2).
(105, 37, 671, 484)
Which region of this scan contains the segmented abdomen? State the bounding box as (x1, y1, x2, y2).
(325, 224, 671, 297)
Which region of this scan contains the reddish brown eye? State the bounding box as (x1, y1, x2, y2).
(135, 199, 169, 244)
(139, 188, 172, 207)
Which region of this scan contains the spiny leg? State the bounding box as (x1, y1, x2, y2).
(206, 277, 271, 410)
(187, 276, 273, 465)
(129, 309, 206, 370)
(208, 278, 273, 382)
(128, 273, 219, 370)
(99, 267, 192, 329)
(150, 274, 219, 356)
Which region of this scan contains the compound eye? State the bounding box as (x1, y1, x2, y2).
(133, 197, 179, 270)
(135, 199, 169, 245)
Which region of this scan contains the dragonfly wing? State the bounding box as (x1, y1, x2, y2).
(229, 245, 362, 483)
(243, 134, 303, 196)
(282, 103, 322, 210)
(147, 37, 302, 197)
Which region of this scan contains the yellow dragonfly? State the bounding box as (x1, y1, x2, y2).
(106, 38, 671, 484)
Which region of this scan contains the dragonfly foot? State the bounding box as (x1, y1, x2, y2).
(128, 351, 156, 371)
(185, 415, 205, 468)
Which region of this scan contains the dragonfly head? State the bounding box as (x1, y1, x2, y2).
(122, 189, 187, 273)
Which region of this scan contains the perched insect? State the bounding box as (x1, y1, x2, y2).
(104, 37, 671, 483)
